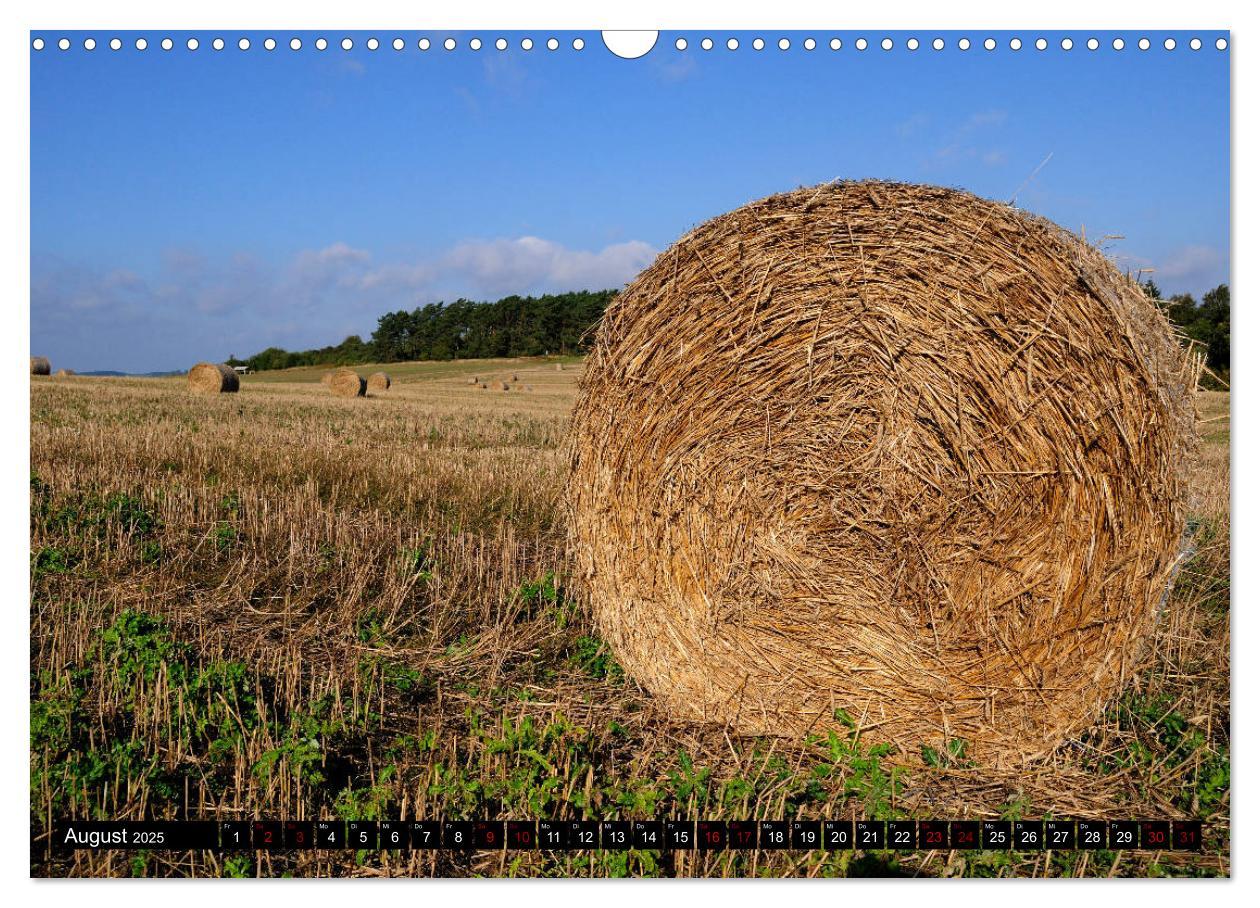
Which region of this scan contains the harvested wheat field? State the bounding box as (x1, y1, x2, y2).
(569, 182, 1200, 768)
(30, 342, 1227, 876)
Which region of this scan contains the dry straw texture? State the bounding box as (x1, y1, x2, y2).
(567, 180, 1200, 766)
(367, 371, 392, 393)
(31, 356, 51, 375)
(54, 369, 75, 377)
(187, 362, 239, 394)
(328, 367, 367, 398)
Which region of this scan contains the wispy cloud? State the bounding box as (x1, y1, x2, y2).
(1156, 244, 1225, 284)
(31, 236, 657, 372)
(894, 112, 931, 139)
(1113, 243, 1228, 296)
(482, 53, 532, 98)
(964, 109, 1008, 130)
(654, 52, 698, 83)
(280, 236, 657, 303)
(440, 237, 655, 298)
(914, 109, 1010, 171)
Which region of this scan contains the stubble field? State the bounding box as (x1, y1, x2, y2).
(29, 359, 1230, 877)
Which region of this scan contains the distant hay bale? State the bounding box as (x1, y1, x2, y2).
(499, 381, 511, 391)
(367, 371, 392, 393)
(30, 356, 50, 375)
(328, 367, 366, 398)
(467, 376, 479, 385)
(555, 363, 564, 372)
(566, 180, 1200, 765)
(54, 369, 75, 377)
(510, 373, 519, 382)
(479, 382, 488, 390)
(188, 362, 239, 394)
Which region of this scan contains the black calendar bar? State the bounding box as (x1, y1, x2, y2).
(50, 818, 1203, 852)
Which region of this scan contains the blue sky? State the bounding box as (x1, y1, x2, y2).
(31, 30, 1230, 373)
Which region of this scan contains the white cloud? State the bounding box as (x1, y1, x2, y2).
(482, 53, 531, 98)
(1156, 245, 1224, 283)
(1113, 244, 1228, 297)
(895, 113, 931, 139)
(926, 109, 1011, 170)
(296, 242, 371, 269)
(439, 236, 656, 298)
(655, 53, 698, 83)
(31, 235, 657, 372)
(966, 109, 1008, 129)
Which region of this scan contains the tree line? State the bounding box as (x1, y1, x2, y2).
(229, 290, 616, 372)
(1142, 280, 1230, 377)
(228, 282, 1229, 382)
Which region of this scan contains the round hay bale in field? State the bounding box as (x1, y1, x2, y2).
(511, 373, 520, 382)
(54, 369, 75, 377)
(367, 371, 392, 393)
(321, 371, 335, 386)
(188, 362, 240, 394)
(468, 376, 480, 385)
(499, 381, 511, 391)
(556, 362, 564, 372)
(479, 382, 488, 390)
(566, 180, 1199, 765)
(328, 367, 366, 398)
(30, 356, 51, 375)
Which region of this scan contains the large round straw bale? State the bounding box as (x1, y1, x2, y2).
(367, 371, 392, 393)
(30, 356, 51, 375)
(321, 371, 335, 386)
(566, 181, 1199, 765)
(54, 369, 75, 377)
(328, 367, 366, 398)
(188, 362, 239, 394)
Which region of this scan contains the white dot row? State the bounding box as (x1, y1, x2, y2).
(32, 35, 586, 52)
(676, 35, 1227, 52)
(30, 34, 1229, 54)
